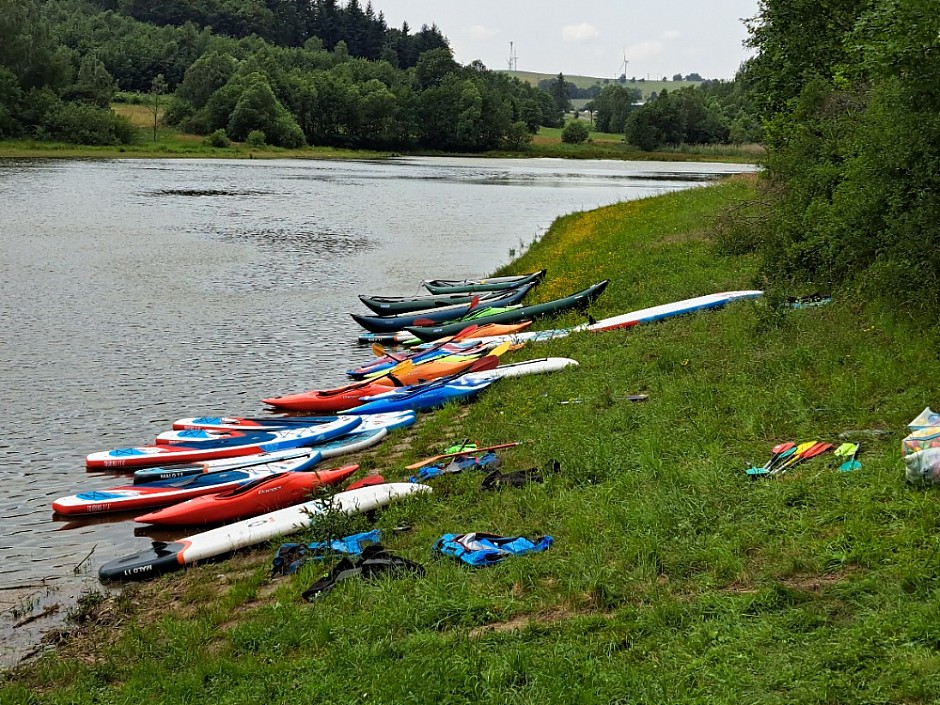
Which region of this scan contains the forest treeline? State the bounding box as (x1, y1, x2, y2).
(730, 0, 940, 317)
(0, 0, 757, 151)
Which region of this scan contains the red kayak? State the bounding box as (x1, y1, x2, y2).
(134, 464, 360, 526)
(262, 379, 394, 413)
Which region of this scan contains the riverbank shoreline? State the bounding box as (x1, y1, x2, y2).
(4, 173, 938, 703)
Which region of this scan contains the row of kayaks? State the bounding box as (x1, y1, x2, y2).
(86, 268, 762, 581)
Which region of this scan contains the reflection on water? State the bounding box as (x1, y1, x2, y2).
(0, 155, 756, 666)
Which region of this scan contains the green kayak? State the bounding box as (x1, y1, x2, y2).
(405, 280, 610, 342)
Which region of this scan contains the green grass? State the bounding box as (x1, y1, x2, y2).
(502, 69, 703, 100)
(5, 176, 940, 703)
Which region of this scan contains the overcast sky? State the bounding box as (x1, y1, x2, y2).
(376, 1, 759, 80)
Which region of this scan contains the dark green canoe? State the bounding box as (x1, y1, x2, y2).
(358, 280, 540, 315)
(405, 280, 610, 342)
(422, 269, 546, 294)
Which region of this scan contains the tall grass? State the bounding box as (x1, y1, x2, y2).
(5, 177, 940, 703)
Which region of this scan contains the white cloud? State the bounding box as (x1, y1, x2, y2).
(625, 40, 665, 61)
(562, 23, 600, 42)
(469, 24, 499, 39)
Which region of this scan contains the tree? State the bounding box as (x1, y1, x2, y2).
(150, 73, 167, 141)
(546, 72, 571, 115)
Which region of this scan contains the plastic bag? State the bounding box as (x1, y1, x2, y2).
(904, 448, 940, 485)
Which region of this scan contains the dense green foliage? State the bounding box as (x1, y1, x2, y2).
(740, 0, 940, 318)
(0, 0, 561, 150)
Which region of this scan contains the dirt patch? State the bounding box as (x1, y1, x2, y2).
(468, 605, 610, 637)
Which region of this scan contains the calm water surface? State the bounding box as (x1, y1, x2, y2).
(0, 155, 756, 665)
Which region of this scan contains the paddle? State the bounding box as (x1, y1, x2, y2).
(770, 441, 834, 477)
(759, 441, 815, 478)
(404, 441, 523, 471)
(745, 441, 796, 477)
(834, 442, 861, 472)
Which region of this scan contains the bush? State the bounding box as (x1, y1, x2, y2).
(203, 128, 230, 147)
(42, 102, 138, 145)
(561, 120, 590, 144)
(246, 130, 266, 147)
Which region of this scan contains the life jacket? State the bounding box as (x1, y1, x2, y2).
(408, 451, 502, 483)
(271, 529, 382, 576)
(302, 544, 425, 601)
(433, 532, 553, 566)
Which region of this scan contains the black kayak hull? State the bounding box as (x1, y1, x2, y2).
(358, 280, 539, 315)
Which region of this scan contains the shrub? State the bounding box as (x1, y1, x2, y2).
(561, 120, 590, 144)
(246, 130, 266, 147)
(204, 128, 230, 147)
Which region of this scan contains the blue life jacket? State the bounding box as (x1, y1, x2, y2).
(433, 532, 553, 566)
(408, 452, 502, 483)
(272, 529, 382, 576)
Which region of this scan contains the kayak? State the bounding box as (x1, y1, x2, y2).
(261, 380, 395, 413)
(405, 280, 609, 342)
(99, 482, 431, 581)
(154, 416, 361, 445)
(54, 450, 326, 516)
(134, 464, 361, 526)
(170, 411, 415, 433)
(85, 422, 358, 470)
(345, 376, 494, 415)
(350, 283, 533, 333)
(347, 340, 491, 378)
(356, 321, 532, 346)
(422, 269, 546, 294)
(261, 353, 500, 411)
(358, 282, 538, 315)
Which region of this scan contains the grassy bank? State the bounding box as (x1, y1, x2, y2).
(0, 104, 759, 163)
(5, 176, 940, 703)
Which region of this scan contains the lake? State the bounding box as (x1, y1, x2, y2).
(0, 155, 756, 666)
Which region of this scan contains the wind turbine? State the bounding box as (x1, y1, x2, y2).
(617, 50, 629, 81)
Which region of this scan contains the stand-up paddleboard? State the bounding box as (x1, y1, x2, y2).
(586, 290, 764, 331)
(313, 427, 388, 458)
(130, 447, 321, 485)
(154, 416, 360, 445)
(86, 418, 362, 470)
(169, 411, 414, 434)
(346, 377, 494, 415)
(462, 290, 765, 346)
(55, 450, 324, 516)
(458, 357, 579, 384)
(99, 482, 431, 581)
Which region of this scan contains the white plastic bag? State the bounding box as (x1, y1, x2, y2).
(904, 448, 940, 485)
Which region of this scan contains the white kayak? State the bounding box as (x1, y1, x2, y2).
(99, 482, 431, 581)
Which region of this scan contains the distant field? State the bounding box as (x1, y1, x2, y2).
(501, 70, 702, 100)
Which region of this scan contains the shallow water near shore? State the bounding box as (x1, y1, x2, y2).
(0, 155, 756, 667)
